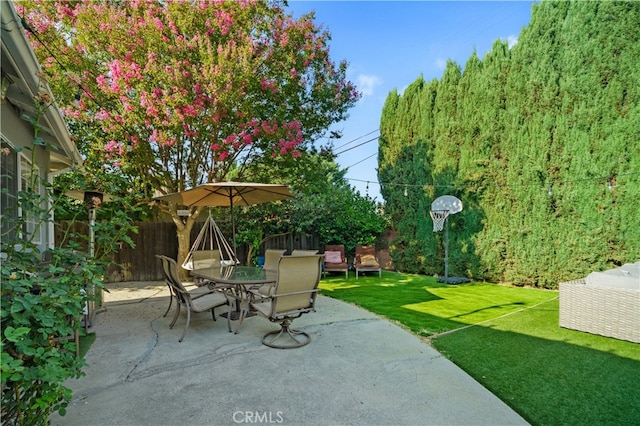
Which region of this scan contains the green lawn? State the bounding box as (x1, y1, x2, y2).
(79, 332, 96, 358)
(319, 271, 640, 425)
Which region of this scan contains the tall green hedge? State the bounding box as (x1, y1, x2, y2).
(379, 0, 640, 288)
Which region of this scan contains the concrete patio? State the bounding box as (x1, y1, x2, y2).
(50, 280, 527, 425)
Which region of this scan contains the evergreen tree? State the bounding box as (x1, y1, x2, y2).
(378, 0, 640, 287)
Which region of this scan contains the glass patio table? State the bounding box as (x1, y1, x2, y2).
(191, 265, 277, 321)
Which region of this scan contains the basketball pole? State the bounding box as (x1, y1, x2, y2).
(444, 215, 449, 281)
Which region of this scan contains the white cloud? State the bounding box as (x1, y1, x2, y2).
(356, 74, 382, 97)
(435, 58, 447, 70)
(507, 35, 518, 49)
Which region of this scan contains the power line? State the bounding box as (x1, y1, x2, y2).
(345, 152, 376, 169)
(334, 136, 379, 156)
(333, 128, 379, 151)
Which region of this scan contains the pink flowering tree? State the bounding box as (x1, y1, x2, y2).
(21, 0, 359, 265)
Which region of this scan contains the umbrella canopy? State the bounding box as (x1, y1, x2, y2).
(155, 181, 293, 207)
(154, 181, 294, 250)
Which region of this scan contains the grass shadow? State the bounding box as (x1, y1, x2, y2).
(320, 272, 555, 336)
(431, 298, 640, 425)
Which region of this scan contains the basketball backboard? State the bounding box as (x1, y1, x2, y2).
(431, 195, 463, 214)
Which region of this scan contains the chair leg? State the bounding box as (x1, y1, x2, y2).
(234, 301, 247, 335)
(261, 319, 311, 349)
(163, 292, 173, 317)
(170, 303, 181, 328)
(179, 308, 191, 342)
(226, 300, 234, 333)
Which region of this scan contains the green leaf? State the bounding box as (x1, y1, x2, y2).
(3, 326, 30, 342)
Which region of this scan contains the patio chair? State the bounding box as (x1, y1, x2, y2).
(323, 244, 349, 278)
(354, 245, 382, 279)
(156, 255, 213, 317)
(162, 256, 229, 342)
(246, 254, 323, 348)
(263, 248, 287, 270)
(252, 249, 287, 300)
(290, 249, 319, 256)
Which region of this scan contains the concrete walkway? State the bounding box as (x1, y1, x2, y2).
(50, 281, 527, 426)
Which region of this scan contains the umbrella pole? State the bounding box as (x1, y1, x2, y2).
(230, 196, 236, 252)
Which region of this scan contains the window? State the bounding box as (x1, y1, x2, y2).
(1, 140, 18, 240)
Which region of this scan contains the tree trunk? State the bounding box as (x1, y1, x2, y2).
(170, 207, 200, 281)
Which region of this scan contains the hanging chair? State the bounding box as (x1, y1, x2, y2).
(182, 213, 239, 270)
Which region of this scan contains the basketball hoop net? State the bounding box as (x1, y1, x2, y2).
(430, 210, 449, 232)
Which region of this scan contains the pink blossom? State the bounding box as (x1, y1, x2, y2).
(96, 75, 108, 89)
(146, 105, 159, 117)
(215, 10, 233, 36)
(182, 105, 198, 117)
(95, 110, 111, 121)
(223, 133, 237, 145)
(104, 140, 124, 155)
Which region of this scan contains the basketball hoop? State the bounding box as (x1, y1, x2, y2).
(430, 210, 449, 232)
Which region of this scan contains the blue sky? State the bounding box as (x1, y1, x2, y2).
(287, 1, 535, 202)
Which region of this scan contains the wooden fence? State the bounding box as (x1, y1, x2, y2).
(55, 221, 320, 282)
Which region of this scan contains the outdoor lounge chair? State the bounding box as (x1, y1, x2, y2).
(354, 245, 382, 279)
(161, 256, 229, 342)
(323, 244, 349, 278)
(246, 254, 323, 348)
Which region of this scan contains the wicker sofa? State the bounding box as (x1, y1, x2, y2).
(559, 262, 640, 343)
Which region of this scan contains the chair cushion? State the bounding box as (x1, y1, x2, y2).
(324, 251, 342, 263)
(359, 254, 379, 267)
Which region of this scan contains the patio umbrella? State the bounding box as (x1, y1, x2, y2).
(154, 181, 294, 249)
